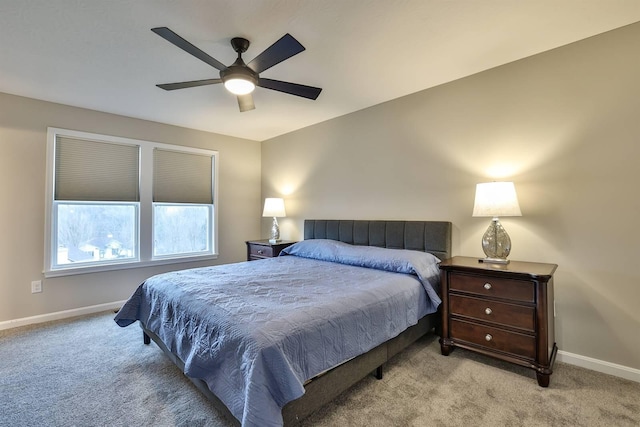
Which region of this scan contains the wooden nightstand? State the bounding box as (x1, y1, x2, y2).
(439, 256, 558, 387)
(245, 240, 297, 261)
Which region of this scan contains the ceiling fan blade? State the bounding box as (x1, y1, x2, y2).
(156, 78, 222, 91)
(258, 78, 322, 100)
(151, 27, 226, 71)
(247, 33, 305, 74)
(237, 94, 255, 112)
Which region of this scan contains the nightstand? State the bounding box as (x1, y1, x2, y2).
(245, 240, 297, 261)
(439, 256, 558, 387)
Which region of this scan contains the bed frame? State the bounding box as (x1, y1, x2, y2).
(141, 219, 452, 426)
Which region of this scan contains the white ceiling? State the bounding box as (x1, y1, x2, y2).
(1, 1, 640, 142)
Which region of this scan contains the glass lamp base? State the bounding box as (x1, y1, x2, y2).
(269, 217, 280, 243)
(481, 217, 512, 263)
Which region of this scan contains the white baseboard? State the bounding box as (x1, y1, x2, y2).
(557, 350, 640, 383)
(0, 300, 126, 331)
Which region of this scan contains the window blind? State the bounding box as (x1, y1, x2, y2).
(54, 136, 140, 202)
(153, 148, 213, 204)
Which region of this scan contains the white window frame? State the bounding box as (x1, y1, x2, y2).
(44, 128, 219, 277)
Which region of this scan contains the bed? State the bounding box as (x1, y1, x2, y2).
(115, 219, 452, 426)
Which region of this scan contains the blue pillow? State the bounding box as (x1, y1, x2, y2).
(282, 239, 442, 306)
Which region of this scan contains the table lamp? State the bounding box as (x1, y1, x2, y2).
(262, 198, 286, 243)
(472, 182, 522, 264)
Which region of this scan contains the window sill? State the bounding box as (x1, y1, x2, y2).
(43, 253, 219, 278)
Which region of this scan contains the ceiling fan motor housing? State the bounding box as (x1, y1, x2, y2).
(220, 37, 258, 87)
(220, 60, 258, 86)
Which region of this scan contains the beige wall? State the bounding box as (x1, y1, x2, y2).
(262, 23, 640, 370)
(0, 92, 261, 323)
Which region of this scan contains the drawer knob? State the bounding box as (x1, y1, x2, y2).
(257, 250, 264, 255)
(485, 334, 493, 342)
(484, 283, 492, 290)
(485, 307, 492, 315)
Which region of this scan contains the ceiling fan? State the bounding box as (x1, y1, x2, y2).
(151, 27, 322, 112)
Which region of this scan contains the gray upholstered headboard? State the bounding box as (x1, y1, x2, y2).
(304, 220, 452, 261)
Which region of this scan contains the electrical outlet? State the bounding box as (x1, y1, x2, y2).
(31, 280, 42, 293)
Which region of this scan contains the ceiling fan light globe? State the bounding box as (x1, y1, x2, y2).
(224, 78, 256, 95)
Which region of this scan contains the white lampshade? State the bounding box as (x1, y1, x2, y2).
(262, 198, 286, 218)
(472, 182, 522, 218)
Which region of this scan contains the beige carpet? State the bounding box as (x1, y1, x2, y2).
(302, 334, 640, 426)
(1, 311, 638, 426)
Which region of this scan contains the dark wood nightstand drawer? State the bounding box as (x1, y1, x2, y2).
(449, 272, 534, 303)
(450, 318, 536, 360)
(449, 294, 535, 332)
(248, 245, 274, 258)
(246, 240, 297, 261)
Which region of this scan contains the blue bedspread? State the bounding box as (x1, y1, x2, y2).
(115, 240, 441, 426)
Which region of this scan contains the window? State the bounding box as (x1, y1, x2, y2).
(152, 148, 214, 258)
(45, 128, 218, 276)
